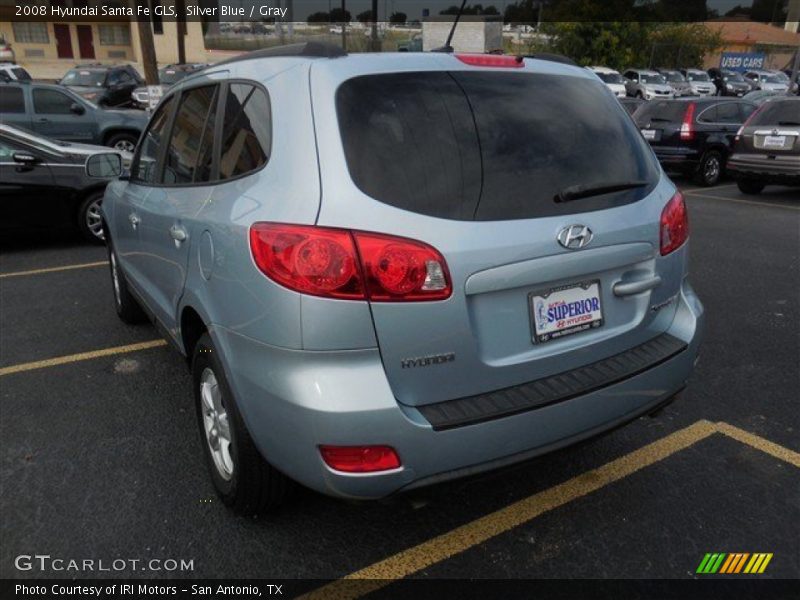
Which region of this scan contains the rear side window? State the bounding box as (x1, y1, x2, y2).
(337, 72, 658, 221)
(0, 87, 25, 113)
(218, 83, 271, 180)
(749, 100, 800, 126)
(131, 95, 175, 184)
(33, 89, 74, 114)
(163, 85, 218, 185)
(715, 102, 742, 123)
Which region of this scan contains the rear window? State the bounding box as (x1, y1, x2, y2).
(634, 100, 688, 124)
(749, 100, 800, 126)
(336, 72, 658, 221)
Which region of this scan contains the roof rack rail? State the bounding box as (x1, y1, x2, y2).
(524, 53, 578, 67)
(211, 42, 347, 69)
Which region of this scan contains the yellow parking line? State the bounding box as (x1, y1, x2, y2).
(680, 183, 738, 194)
(715, 421, 800, 468)
(301, 420, 719, 600)
(0, 340, 168, 377)
(683, 191, 800, 210)
(0, 261, 108, 279)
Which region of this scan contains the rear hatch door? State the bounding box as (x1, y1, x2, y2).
(312, 58, 684, 408)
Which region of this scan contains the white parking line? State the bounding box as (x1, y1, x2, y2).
(0, 261, 108, 279)
(684, 191, 800, 210)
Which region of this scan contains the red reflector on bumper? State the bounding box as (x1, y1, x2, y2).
(319, 445, 401, 473)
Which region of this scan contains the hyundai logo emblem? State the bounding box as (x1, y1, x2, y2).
(557, 225, 593, 250)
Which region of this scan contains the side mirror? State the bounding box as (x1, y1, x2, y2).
(12, 152, 40, 165)
(70, 102, 86, 115)
(86, 153, 122, 178)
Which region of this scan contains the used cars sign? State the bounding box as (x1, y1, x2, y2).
(720, 52, 766, 72)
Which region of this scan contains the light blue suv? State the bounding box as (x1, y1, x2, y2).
(101, 43, 704, 513)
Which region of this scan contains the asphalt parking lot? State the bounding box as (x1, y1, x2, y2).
(1, 179, 798, 589)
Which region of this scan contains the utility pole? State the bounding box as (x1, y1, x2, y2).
(341, 0, 347, 51)
(176, 0, 186, 64)
(371, 0, 380, 52)
(136, 20, 158, 86)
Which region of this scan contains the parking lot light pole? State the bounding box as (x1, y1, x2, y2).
(136, 20, 159, 86)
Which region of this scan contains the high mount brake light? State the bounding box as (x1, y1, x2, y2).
(456, 54, 524, 68)
(680, 102, 696, 141)
(660, 191, 689, 256)
(249, 223, 452, 302)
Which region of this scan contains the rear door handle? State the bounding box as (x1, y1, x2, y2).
(169, 224, 188, 243)
(128, 213, 140, 229)
(613, 275, 661, 297)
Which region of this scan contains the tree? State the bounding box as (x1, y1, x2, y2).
(357, 9, 375, 24)
(389, 12, 407, 24)
(329, 7, 351, 22)
(440, 4, 501, 15)
(307, 11, 330, 23)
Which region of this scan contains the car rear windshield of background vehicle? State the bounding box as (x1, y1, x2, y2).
(0, 87, 24, 113)
(336, 72, 658, 221)
(749, 101, 800, 126)
(634, 100, 688, 123)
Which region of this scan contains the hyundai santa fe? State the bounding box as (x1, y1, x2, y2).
(101, 43, 704, 514)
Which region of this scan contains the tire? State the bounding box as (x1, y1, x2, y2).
(105, 132, 138, 154)
(107, 239, 147, 324)
(635, 91, 644, 99)
(192, 333, 291, 514)
(737, 179, 766, 195)
(77, 191, 105, 243)
(694, 150, 724, 186)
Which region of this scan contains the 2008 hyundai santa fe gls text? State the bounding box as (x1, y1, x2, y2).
(100, 42, 704, 514)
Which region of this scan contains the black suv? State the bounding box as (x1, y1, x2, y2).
(634, 97, 758, 186)
(59, 64, 144, 108)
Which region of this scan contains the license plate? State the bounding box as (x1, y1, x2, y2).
(762, 135, 787, 148)
(530, 281, 604, 344)
(641, 129, 657, 140)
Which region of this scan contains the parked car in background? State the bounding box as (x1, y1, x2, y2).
(708, 68, 754, 96)
(0, 63, 31, 82)
(131, 63, 207, 109)
(102, 45, 703, 514)
(657, 69, 693, 97)
(619, 96, 645, 115)
(0, 35, 14, 62)
(588, 66, 627, 97)
(60, 64, 144, 108)
(634, 97, 757, 186)
(0, 123, 129, 241)
(623, 69, 673, 100)
(728, 97, 800, 194)
(680, 69, 716, 96)
(0, 81, 147, 152)
(743, 70, 790, 93)
(743, 89, 784, 105)
(780, 69, 800, 95)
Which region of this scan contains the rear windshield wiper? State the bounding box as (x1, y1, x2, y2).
(555, 180, 649, 203)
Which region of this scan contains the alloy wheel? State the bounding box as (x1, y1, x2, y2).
(200, 368, 234, 481)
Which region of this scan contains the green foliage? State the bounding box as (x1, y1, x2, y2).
(541, 21, 723, 70)
(440, 4, 501, 15)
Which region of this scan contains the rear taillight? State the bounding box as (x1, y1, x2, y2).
(680, 102, 696, 141)
(735, 105, 763, 142)
(249, 223, 452, 302)
(456, 53, 524, 68)
(319, 445, 401, 473)
(660, 191, 689, 256)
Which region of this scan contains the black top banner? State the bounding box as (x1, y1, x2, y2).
(1, 0, 798, 23)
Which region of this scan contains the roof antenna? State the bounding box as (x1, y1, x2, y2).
(432, 0, 468, 53)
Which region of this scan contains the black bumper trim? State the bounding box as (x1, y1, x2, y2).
(417, 333, 688, 431)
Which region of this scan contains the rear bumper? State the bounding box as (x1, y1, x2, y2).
(727, 154, 800, 182)
(652, 146, 701, 169)
(214, 280, 704, 500)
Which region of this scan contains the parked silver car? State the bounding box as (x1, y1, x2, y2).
(680, 69, 715, 96)
(657, 69, 693, 97)
(744, 70, 790, 93)
(623, 69, 674, 100)
(102, 44, 704, 513)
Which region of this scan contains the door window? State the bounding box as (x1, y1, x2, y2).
(131, 95, 175, 184)
(716, 102, 742, 123)
(163, 85, 218, 185)
(33, 89, 74, 114)
(217, 84, 271, 180)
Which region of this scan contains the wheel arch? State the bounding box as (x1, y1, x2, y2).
(180, 305, 208, 361)
(101, 127, 141, 147)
